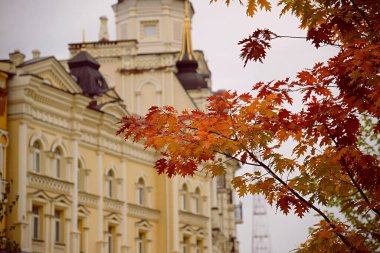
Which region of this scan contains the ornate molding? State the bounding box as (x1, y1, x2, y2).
(78, 191, 100, 208)
(32, 91, 70, 113)
(179, 210, 209, 228)
(31, 108, 70, 129)
(103, 197, 124, 213)
(127, 203, 160, 221)
(32, 240, 44, 252)
(28, 172, 73, 195)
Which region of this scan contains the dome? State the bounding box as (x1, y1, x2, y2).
(176, 59, 208, 90)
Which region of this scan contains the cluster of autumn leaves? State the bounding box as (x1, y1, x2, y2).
(118, 0, 379, 251)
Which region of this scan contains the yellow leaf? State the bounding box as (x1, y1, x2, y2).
(246, 0, 257, 16)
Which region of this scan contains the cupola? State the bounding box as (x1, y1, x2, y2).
(68, 43, 109, 97)
(175, 0, 208, 90)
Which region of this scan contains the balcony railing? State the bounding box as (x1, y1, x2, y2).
(28, 172, 73, 195)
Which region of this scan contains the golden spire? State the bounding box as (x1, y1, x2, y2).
(81, 29, 87, 51)
(179, 0, 194, 61)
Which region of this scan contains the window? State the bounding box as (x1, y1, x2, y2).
(137, 232, 146, 253)
(137, 178, 145, 205)
(78, 160, 85, 191)
(196, 239, 203, 253)
(33, 141, 41, 172)
(108, 226, 115, 253)
(216, 175, 226, 188)
(181, 184, 188, 211)
(141, 21, 158, 39)
(183, 236, 190, 253)
(32, 205, 41, 240)
(194, 187, 201, 214)
(107, 170, 115, 198)
(54, 210, 63, 243)
(228, 189, 233, 204)
(53, 148, 62, 178)
(78, 219, 85, 253)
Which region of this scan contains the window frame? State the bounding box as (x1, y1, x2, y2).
(32, 141, 42, 173)
(140, 20, 159, 40)
(107, 170, 115, 198)
(32, 205, 41, 240)
(53, 148, 62, 178)
(181, 184, 188, 211)
(137, 231, 146, 253)
(137, 178, 145, 206)
(54, 209, 63, 243)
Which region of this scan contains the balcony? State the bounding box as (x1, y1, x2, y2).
(179, 210, 209, 228)
(78, 191, 99, 208)
(234, 203, 243, 224)
(103, 197, 124, 212)
(28, 172, 73, 195)
(128, 203, 160, 221)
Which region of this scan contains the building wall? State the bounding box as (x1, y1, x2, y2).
(3, 0, 241, 252)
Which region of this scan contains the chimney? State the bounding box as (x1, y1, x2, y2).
(99, 16, 109, 42)
(32, 49, 41, 59)
(9, 49, 25, 66)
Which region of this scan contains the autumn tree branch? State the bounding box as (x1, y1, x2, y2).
(239, 143, 359, 251)
(322, 123, 380, 217)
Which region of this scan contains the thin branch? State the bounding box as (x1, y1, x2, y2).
(349, 0, 372, 28)
(323, 123, 380, 217)
(272, 34, 342, 47)
(233, 133, 358, 251)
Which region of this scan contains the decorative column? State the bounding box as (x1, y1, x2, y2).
(205, 180, 213, 253)
(97, 151, 104, 253)
(171, 177, 180, 253)
(47, 206, 54, 253)
(17, 122, 28, 250)
(121, 158, 129, 253)
(83, 226, 89, 253)
(71, 137, 80, 253)
(65, 216, 71, 253)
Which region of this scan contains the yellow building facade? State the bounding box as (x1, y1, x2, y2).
(2, 1, 242, 253)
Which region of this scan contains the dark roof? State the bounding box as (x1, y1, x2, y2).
(68, 51, 99, 68)
(68, 51, 109, 97)
(176, 59, 208, 90)
(18, 56, 53, 67)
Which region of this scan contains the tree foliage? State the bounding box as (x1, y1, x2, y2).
(118, 0, 380, 251)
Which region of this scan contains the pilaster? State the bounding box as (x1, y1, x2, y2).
(170, 177, 180, 253)
(97, 151, 104, 252)
(121, 158, 129, 252)
(17, 122, 28, 249)
(71, 137, 79, 253)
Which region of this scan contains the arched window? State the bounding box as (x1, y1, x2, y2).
(78, 160, 85, 191)
(137, 178, 145, 205)
(32, 141, 42, 173)
(53, 147, 62, 178)
(194, 187, 201, 214)
(181, 184, 188, 211)
(107, 170, 115, 198)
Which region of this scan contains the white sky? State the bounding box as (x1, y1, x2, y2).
(0, 0, 338, 252)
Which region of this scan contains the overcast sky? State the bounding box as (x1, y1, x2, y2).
(0, 1, 338, 252)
